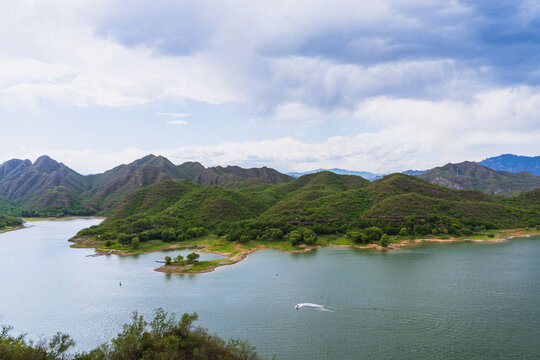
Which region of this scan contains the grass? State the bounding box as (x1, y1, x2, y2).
(23, 216, 104, 221)
(72, 228, 540, 274)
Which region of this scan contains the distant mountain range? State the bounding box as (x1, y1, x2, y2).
(478, 154, 540, 175)
(287, 168, 385, 181)
(0, 155, 293, 216)
(418, 161, 540, 195)
(1, 153, 539, 217)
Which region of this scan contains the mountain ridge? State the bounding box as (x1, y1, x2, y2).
(478, 154, 540, 175)
(419, 161, 540, 195)
(0, 155, 294, 216)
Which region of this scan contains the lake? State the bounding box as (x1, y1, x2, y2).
(1, 219, 540, 359)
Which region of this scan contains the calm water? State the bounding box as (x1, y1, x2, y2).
(1, 219, 540, 359)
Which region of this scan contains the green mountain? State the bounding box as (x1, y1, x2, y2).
(418, 161, 540, 195)
(82, 155, 189, 211)
(83, 172, 539, 243)
(178, 162, 294, 186)
(287, 168, 385, 181)
(0, 156, 91, 216)
(0, 155, 294, 216)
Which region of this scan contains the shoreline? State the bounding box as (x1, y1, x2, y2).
(24, 216, 105, 222)
(0, 224, 26, 234)
(72, 229, 540, 275)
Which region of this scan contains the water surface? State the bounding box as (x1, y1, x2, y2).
(1, 219, 539, 359)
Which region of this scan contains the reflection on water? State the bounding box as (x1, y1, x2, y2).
(1, 220, 540, 360)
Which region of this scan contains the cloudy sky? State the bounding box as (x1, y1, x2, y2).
(1, 0, 539, 174)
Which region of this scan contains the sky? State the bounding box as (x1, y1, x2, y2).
(1, 0, 539, 175)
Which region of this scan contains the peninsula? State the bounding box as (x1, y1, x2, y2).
(70, 171, 540, 274)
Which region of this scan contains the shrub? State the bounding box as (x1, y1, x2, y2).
(380, 234, 390, 247)
(303, 229, 318, 245)
(364, 226, 383, 243)
(239, 235, 250, 244)
(271, 229, 284, 241)
(131, 237, 140, 249)
(289, 230, 302, 246)
(185, 227, 207, 239)
(347, 230, 367, 244)
(117, 233, 132, 245)
(161, 229, 175, 242)
(164, 256, 171, 265)
(398, 227, 408, 237)
(105, 240, 112, 247)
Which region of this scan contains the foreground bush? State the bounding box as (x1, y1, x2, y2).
(1, 309, 264, 360)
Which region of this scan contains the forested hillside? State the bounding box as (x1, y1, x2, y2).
(77, 172, 540, 248)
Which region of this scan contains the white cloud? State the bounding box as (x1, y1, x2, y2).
(5, 86, 539, 175)
(157, 112, 190, 118)
(0, 0, 490, 110)
(167, 120, 189, 125)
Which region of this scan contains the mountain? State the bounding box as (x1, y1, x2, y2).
(402, 169, 426, 176)
(86, 171, 539, 242)
(0, 155, 90, 212)
(418, 161, 540, 195)
(82, 155, 189, 210)
(178, 162, 294, 186)
(478, 154, 540, 175)
(287, 168, 385, 181)
(0, 155, 294, 216)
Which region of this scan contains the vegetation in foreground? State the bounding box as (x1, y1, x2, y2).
(0, 309, 264, 360)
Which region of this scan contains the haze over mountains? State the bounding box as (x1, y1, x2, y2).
(0, 153, 538, 217)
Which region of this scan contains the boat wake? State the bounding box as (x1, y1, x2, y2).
(295, 303, 332, 312)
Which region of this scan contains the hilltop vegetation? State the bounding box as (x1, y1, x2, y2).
(0, 309, 263, 360)
(76, 171, 540, 250)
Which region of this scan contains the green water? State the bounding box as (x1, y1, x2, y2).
(1, 219, 540, 359)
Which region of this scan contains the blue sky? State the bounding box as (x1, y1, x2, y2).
(0, 0, 539, 174)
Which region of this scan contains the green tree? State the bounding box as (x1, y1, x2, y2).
(186, 252, 200, 263)
(271, 229, 284, 241)
(364, 226, 383, 243)
(164, 256, 172, 265)
(289, 230, 302, 246)
(117, 233, 132, 245)
(347, 230, 367, 244)
(174, 254, 184, 262)
(380, 233, 390, 247)
(303, 229, 318, 245)
(161, 229, 175, 242)
(398, 227, 408, 237)
(131, 237, 140, 249)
